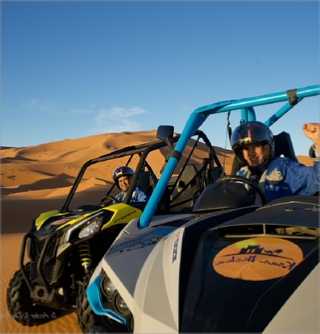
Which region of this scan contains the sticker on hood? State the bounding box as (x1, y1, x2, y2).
(213, 237, 303, 281)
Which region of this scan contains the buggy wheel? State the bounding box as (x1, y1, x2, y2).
(76, 271, 129, 333)
(6, 262, 61, 326)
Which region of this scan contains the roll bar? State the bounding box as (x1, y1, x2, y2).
(138, 84, 320, 229)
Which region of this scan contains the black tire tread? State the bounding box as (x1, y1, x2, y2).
(6, 263, 61, 326)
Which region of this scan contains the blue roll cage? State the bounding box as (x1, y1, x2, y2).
(138, 84, 320, 229)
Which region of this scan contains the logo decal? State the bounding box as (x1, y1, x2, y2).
(119, 237, 161, 253)
(172, 231, 181, 263)
(265, 167, 283, 190)
(213, 237, 303, 281)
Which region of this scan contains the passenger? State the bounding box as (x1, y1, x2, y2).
(112, 166, 148, 203)
(230, 121, 320, 203)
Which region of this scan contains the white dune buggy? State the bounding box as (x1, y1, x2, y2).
(85, 84, 320, 333)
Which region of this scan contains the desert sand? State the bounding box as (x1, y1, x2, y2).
(0, 129, 312, 333)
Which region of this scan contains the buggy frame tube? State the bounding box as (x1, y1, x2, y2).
(138, 84, 320, 229)
(264, 98, 303, 127)
(19, 233, 34, 292)
(240, 107, 256, 123)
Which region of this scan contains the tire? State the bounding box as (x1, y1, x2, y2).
(6, 263, 61, 326)
(76, 271, 129, 333)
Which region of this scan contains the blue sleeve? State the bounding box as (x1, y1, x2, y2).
(132, 188, 149, 202)
(272, 157, 320, 196)
(115, 192, 124, 202)
(137, 188, 149, 202)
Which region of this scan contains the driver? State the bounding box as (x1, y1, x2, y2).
(112, 166, 148, 203)
(230, 121, 320, 203)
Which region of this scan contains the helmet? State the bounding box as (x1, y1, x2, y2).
(112, 166, 134, 188)
(231, 121, 274, 162)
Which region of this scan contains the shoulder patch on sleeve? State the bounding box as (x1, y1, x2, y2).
(266, 167, 283, 182)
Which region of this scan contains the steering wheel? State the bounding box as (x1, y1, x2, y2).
(100, 195, 120, 207)
(216, 175, 267, 205)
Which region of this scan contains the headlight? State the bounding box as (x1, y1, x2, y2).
(78, 216, 103, 239)
(101, 276, 117, 302)
(64, 212, 104, 242)
(114, 293, 130, 316)
(99, 272, 133, 324)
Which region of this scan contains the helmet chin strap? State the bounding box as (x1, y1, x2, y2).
(247, 144, 272, 177)
(263, 144, 272, 160)
(248, 157, 271, 178)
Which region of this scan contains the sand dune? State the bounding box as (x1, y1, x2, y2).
(0, 129, 313, 333)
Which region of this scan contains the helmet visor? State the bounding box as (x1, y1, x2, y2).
(231, 122, 273, 149)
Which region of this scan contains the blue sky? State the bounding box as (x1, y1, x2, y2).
(2, 1, 319, 155)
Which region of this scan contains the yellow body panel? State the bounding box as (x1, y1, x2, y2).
(100, 203, 142, 230)
(35, 210, 63, 230)
(35, 204, 142, 231)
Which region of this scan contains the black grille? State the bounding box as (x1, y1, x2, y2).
(29, 236, 57, 283)
(31, 238, 45, 261)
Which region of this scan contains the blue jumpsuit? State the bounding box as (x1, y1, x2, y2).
(236, 146, 320, 203)
(115, 187, 148, 203)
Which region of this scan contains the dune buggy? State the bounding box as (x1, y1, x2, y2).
(85, 84, 320, 333)
(6, 127, 223, 329)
